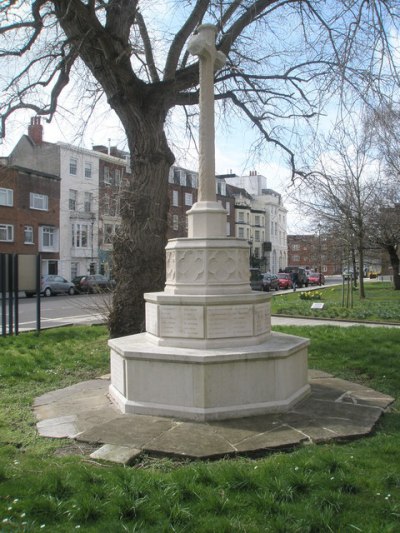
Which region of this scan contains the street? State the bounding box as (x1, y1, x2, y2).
(1, 292, 111, 333)
(0, 276, 346, 334)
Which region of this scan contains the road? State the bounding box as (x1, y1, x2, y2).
(1, 276, 345, 334)
(1, 292, 111, 333)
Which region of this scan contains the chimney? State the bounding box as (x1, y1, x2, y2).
(28, 116, 43, 145)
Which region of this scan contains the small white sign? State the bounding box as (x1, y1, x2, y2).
(311, 302, 324, 310)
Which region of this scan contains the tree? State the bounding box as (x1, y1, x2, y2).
(368, 186, 400, 289)
(291, 117, 379, 298)
(1, 1, 399, 336)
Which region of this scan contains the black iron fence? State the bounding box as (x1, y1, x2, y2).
(0, 253, 41, 336)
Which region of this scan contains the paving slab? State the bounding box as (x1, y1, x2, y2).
(33, 372, 394, 460)
(90, 444, 141, 465)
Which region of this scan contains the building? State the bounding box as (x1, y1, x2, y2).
(224, 172, 288, 273)
(287, 233, 344, 275)
(6, 117, 129, 280)
(0, 161, 60, 273)
(167, 166, 235, 239)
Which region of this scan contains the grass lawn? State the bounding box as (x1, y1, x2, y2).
(0, 325, 399, 532)
(271, 281, 400, 323)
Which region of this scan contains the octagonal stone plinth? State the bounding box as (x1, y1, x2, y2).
(109, 331, 310, 421)
(165, 237, 250, 295)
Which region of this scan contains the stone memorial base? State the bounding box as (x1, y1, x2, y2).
(109, 331, 309, 421)
(109, 233, 310, 421)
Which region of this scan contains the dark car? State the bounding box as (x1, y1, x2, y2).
(277, 273, 293, 290)
(307, 272, 325, 285)
(262, 273, 280, 292)
(25, 275, 75, 297)
(250, 268, 264, 291)
(73, 274, 116, 294)
(283, 266, 309, 288)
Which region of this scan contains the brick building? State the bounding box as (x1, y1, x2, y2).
(167, 166, 235, 240)
(0, 162, 60, 273)
(287, 233, 343, 275)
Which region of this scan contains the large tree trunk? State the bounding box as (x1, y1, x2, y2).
(386, 245, 400, 290)
(109, 111, 174, 338)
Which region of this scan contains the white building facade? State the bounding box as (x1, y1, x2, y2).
(225, 173, 288, 273)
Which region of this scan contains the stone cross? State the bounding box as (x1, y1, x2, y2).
(188, 24, 226, 203)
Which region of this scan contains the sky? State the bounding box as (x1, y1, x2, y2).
(1, 0, 362, 236)
(0, 98, 308, 234)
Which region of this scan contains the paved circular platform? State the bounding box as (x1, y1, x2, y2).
(33, 370, 394, 463)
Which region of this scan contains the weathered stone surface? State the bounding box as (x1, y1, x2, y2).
(33, 372, 394, 460)
(90, 444, 141, 465)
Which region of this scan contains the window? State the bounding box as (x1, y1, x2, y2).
(24, 225, 34, 244)
(69, 189, 77, 211)
(104, 166, 111, 184)
(292, 244, 300, 251)
(39, 226, 58, 251)
(186, 172, 192, 188)
(72, 223, 89, 248)
(84, 162, 92, 178)
(0, 188, 13, 207)
(226, 222, 231, 236)
(172, 190, 179, 206)
(173, 169, 181, 185)
(226, 202, 230, 214)
(84, 192, 92, 213)
(172, 214, 179, 231)
(30, 192, 48, 211)
(293, 255, 300, 262)
(255, 215, 260, 226)
(103, 195, 110, 215)
(238, 227, 244, 238)
(115, 169, 121, 186)
(114, 196, 120, 216)
(71, 262, 79, 279)
(216, 180, 226, 196)
(238, 212, 244, 222)
(0, 224, 13, 242)
(103, 224, 115, 244)
(184, 193, 193, 206)
(255, 230, 260, 242)
(70, 157, 77, 175)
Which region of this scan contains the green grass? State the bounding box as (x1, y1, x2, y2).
(0, 325, 399, 532)
(271, 281, 400, 322)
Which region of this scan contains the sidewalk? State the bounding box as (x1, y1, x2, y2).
(271, 315, 400, 328)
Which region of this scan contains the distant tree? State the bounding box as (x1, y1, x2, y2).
(367, 185, 400, 289)
(1, 1, 400, 336)
(292, 118, 379, 298)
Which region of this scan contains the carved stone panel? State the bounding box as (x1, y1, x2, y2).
(207, 249, 237, 282)
(145, 303, 158, 336)
(176, 250, 206, 283)
(207, 305, 252, 338)
(160, 306, 204, 338)
(254, 302, 271, 336)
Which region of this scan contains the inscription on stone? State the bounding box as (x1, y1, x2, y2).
(207, 305, 252, 338)
(160, 306, 204, 338)
(254, 302, 271, 335)
(145, 303, 158, 336)
(111, 352, 125, 395)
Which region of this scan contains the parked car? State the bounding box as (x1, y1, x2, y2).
(342, 269, 354, 280)
(73, 274, 116, 294)
(250, 268, 264, 291)
(25, 275, 75, 297)
(262, 273, 280, 292)
(277, 273, 293, 290)
(283, 266, 309, 287)
(307, 271, 325, 285)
